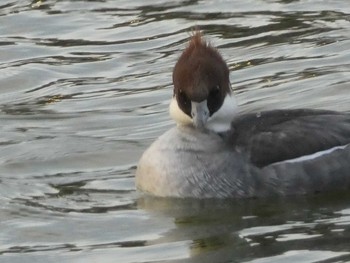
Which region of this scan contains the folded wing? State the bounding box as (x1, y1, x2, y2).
(228, 109, 350, 167)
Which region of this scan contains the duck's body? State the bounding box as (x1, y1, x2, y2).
(136, 110, 350, 198)
(136, 31, 350, 199)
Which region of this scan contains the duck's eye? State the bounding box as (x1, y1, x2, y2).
(178, 91, 191, 116)
(210, 85, 220, 96)
(207, 85, 222, 116)
(179, 92, 188, 105)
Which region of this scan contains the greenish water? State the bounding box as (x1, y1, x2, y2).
(0, 0, 350, 262)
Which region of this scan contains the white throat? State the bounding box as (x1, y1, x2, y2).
(169, 94, 238, 133)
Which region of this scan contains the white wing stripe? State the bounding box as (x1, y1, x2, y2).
(279, 144, 349, 164)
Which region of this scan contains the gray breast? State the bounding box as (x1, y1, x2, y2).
(136, 126, 264, 198)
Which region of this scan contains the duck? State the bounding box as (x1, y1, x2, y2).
(136, 30, 350, 199)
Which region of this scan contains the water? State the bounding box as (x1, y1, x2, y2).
(1, 0, 350, 262)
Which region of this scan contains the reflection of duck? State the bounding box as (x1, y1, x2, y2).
(136, 31, 350, 198)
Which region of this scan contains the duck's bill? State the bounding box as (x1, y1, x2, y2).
(191, 100, 209, 129)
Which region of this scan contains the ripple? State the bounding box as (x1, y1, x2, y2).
(0, 0, 350, 262)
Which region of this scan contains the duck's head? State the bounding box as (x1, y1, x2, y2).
(170, 30, 237, 133)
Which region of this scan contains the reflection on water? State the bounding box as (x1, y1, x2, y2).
(0, 0, 350, 262)
(137, 194, 350, 263)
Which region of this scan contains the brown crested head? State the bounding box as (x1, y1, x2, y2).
(172, 31, 231, 118)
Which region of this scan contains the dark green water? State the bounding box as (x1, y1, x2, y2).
(0, 0, 350, 262)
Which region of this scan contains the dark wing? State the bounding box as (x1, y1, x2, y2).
(226, 109, 350, 168)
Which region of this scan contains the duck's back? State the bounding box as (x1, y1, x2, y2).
(228, 109, 350, 168)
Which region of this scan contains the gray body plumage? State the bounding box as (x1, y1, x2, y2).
(136, 110, 350, 198)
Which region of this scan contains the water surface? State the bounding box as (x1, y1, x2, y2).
(1, 0, 350, 262)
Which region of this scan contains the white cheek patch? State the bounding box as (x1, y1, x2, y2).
(205, 94, 238, 133)
(169, 97, 192, 126)
(279, 144, 349, 164)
